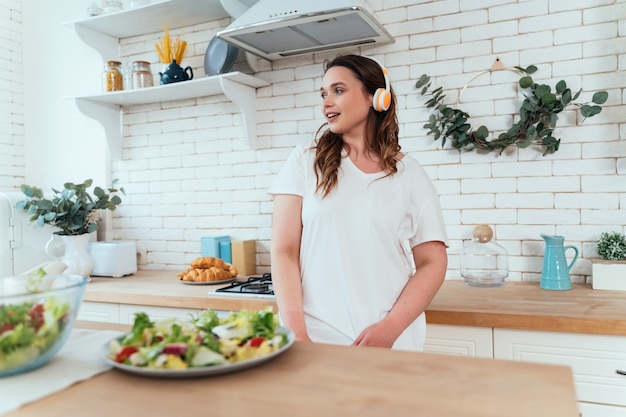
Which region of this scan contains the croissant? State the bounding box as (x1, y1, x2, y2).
(190, 256, 228, 270)
(178, 267, 233, 282)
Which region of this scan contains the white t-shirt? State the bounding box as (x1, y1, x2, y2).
(269, 144, 448, 351)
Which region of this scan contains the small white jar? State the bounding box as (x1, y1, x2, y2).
(103, 0, 124, 13)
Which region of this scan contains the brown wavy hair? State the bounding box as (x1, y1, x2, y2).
(313, 54, 400, 198)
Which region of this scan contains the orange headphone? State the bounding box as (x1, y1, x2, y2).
(366, 56, 392, 112)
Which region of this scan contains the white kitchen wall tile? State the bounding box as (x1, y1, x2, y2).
(407, 1, 459, 20)
(496, 31, 555, 54)
(440, 194, 495, 209)
(581, 175, 626, 193)
(518, 176, 580, 192)
(490, 0, 548, 21)
(519, 209, 580, 225)
(462, 208, 517, 224)
(496, 193, 554, 209)
(519, 11, 581, 33)
(556, 193, 618, 209)
(462, 21, 516, 43)
(581, 209, 626, 225)
(520, 44, 582, 67)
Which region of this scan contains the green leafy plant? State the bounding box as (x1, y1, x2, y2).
(415, 65, 609, 155)
(16, 179, 124, 236)
(596, 231, 626, 261)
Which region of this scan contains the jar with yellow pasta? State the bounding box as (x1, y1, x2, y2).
(103, 60, 123, 92)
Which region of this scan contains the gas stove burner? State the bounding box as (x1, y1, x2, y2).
(241, 282, 273, 293)
(214, 273, 274, 297)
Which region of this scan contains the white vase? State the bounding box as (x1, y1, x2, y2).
(46, 234, 95, 278)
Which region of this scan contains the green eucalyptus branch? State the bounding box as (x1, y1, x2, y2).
(16, 178, 125, 236)
(415, 65, 609, 155)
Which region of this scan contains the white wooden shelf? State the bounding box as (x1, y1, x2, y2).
(63, 0, 229, 39)
(63, 0, 270, 157)
(69, 72, 269, 158)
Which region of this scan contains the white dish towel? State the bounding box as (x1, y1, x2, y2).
(0, 328, 122, 415)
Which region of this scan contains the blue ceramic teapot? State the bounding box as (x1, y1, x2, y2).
(159, 60, 193, 85)
(540, 234, 579, 290)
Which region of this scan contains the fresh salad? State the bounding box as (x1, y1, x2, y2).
(0, 296, 71, 372)
(107, 307, 289, 369)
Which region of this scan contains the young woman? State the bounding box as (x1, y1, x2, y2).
(269, 54, 448, 351)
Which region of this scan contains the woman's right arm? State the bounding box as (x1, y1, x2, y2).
(270, 193, 311, 341)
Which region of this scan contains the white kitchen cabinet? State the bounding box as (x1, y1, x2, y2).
(79, 301, 228, 324)
(63, 0, 269, 158)
(424, 324, 493, 358)
(78, 301, 120, 323)
(494, 328, 626, 417)
(118, 304, 202, 324)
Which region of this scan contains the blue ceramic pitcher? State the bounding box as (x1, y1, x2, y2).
(540, 234, 579, 290)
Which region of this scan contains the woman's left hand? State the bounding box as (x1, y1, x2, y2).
(352, 320, 401, 349)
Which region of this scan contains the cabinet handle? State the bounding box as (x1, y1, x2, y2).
(617, 369, 626, 375)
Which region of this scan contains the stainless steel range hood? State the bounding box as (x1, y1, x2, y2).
(216, 0, 394, 60)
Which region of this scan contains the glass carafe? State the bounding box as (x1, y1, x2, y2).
(460, 224, 508, 287)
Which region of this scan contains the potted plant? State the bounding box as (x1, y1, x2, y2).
(16, 179, 124, 277)
(590, 231, 626, 291)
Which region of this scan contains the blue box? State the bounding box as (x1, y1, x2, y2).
(219, 240, 232, 263)
(201, 236, 231, 263)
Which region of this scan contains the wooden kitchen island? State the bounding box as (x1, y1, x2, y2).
(77, 270, 626, 416)
(4, 321, 579, 417)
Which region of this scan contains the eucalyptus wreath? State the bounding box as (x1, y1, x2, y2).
(415, 65, 608, 155)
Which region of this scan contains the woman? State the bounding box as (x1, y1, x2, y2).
(269, 54, 448, 351)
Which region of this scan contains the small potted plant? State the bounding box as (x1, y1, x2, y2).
(591, 231, 626, 291)
(16, 179, 124, 277)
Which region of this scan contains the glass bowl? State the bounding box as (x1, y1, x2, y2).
(0, 274, 89, 377)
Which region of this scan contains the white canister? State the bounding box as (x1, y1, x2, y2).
(131, 0, 150, 8)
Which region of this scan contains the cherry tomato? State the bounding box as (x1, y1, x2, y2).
(115, 346, 139, 363)
(29, 304, 45, 331)
(0, 323, 14, 335)
(248, 337, 265, 348)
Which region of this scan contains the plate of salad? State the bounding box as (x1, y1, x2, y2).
(102, 307, 294, 378)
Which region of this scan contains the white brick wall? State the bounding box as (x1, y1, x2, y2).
(4, 0, 621, 285)
(0, 0, 24, 188)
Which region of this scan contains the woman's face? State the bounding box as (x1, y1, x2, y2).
(320, 66, 372, 138)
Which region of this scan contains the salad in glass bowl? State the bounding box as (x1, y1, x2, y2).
(105, 307, 293, 376)
(0, 271, 89, 377)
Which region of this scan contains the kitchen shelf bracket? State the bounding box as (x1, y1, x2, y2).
(72, 24, 118, 61)
(75, 99, 122, 159)
(220, 77, 258, 149)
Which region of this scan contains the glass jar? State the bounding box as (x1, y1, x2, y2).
(103, 0, 124, 13)
(87, 2, 102, 16)
(131, 61, 153, 89)
(460, 224, 508, 287)
(131, 0, 150, 8)
(103, 60, 124, 92)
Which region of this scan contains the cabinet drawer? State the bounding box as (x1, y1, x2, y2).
(424, 324, 493, 358)
(119, 305, 202, 324)
(494, 329, 626, 407)
(578, 401, 626, 417)
(78, 301, 120, 323)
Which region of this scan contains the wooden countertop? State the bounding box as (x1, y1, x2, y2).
(5, 321, 579, 417)
(84, 270, 277, 312)
(427, 280, 626, 336)
(84, 270, 626, 336)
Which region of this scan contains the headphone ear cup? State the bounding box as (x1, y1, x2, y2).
(373, 87, 391, 112)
